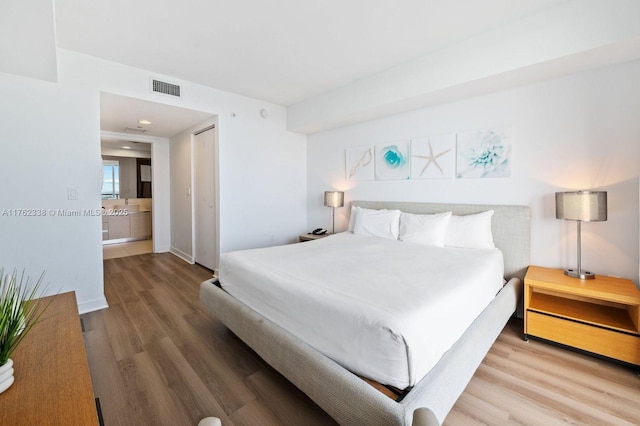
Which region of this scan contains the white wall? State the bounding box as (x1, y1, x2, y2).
(0, 49, 307, 312)
(170, 124, 198, 262)
(0, 67, 106, 313)
(151, 139, 171, 253)
(0, 0, 57, 82)
(218, 109, 308, 251)
(307, 60, 640, 284)
(169, 107, 309, 265)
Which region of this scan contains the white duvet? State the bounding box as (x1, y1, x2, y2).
(219, 232, 504, 389)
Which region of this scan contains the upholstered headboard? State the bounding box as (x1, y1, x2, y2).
(351, 201, 531, 282)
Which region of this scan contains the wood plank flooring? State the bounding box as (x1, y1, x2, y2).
(83, 253, 640, 425)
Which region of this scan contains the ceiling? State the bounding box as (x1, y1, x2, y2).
(100, 93, 214, 139)
(101, 139, 151, 153)
(55, 0, 565, 107)
(47, 1, 640, 135)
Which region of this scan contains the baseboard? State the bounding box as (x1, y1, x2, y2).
(170, 247, 194, 264)
(154, 242, 171, 253)
(78, 296, 109, 314)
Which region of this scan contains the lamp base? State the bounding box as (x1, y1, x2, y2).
(564, 269, 595, 280)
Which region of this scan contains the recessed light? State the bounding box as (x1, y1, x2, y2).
(122, 146, 131, 150)
(138, 120, 151, 125)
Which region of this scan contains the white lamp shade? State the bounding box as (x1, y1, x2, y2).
(556, 191, 607, 222)
(324, 191, 344, 208)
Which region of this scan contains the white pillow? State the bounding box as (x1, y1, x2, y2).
(348, 206, 383, 232)
(347, 205, 360, 232)
(445, 210, 495, 249)
(399, 211, 452, 247)
(353, 208, 401, 240)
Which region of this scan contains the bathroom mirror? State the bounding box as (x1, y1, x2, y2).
(101, 140, 152, 199)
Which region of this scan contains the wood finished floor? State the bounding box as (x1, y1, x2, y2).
(83, 253, 640, 426)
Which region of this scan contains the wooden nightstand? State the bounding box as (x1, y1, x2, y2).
(524, 266, 640, 366)
(299, 233, 329, 242)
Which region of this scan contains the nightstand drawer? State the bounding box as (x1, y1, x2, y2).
(527, 311, 640, 365)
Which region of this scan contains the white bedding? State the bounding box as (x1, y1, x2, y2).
(218, 232, 504, 389)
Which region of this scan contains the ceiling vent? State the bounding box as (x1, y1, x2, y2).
(150, 78, 181, 97)
(124, 127, 147, 133)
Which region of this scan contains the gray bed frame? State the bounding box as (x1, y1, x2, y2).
(200, 201, 530, 425)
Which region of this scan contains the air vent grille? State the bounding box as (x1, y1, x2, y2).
(124, 127, 147, 133)
(151, 79, 181, 97)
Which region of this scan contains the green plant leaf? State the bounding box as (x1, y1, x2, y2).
(0, 268, 53, 366)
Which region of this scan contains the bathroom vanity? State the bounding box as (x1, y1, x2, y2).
(102, 201, 152, 243)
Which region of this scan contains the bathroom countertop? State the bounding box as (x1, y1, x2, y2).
(102, 208, 151, 215)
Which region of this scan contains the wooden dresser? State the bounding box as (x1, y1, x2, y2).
(0, 291, 99, 425)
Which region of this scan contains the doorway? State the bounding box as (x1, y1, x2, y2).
(100, 137, 154, 260)
(99, 92, 217, 264)
(192, 126, 218, 271)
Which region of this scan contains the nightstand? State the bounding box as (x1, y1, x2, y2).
(299, 233, 329, 242)
(524, 266, 640, 366)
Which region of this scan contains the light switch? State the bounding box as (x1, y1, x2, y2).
(67, 187, 79, 200)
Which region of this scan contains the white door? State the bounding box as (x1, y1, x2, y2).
(193, 127, 217, 270)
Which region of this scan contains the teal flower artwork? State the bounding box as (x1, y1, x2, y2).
(383, 146, 404, 168)
(375, 141, 410, 180)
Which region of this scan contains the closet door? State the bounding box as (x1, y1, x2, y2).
(193, 127, 217, 270)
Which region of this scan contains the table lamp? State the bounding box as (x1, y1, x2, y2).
(555, 190, 607, 279)
(324, 191, 344, 234)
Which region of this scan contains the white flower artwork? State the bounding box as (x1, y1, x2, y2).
(411, 134, 455, 179)
(456, 128, 511, 178)
(346, 145, 374, 181)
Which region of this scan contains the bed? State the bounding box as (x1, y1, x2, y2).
(200, 201, 530, 425)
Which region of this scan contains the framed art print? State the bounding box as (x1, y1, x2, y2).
(346, 145, 374, 181)
(456, 128, 511, 178)
(375, 141, 410, 180)
(411, 134, 455, 179)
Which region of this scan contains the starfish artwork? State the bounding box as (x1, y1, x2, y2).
(413, 141, 451, 176)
